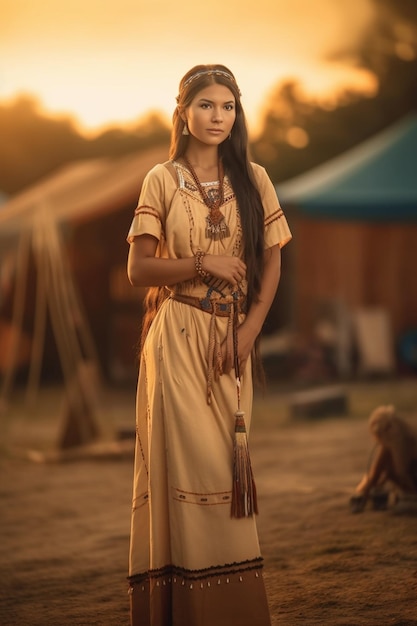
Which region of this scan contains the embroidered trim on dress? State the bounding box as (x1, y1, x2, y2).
(127, 557, 264, 586)
(134, 205, 162, 222)
(172, 161, 235, 206)
(172, 485, 232, 506)
(264, 207, 284, 227)
(132, 491, 149, 511)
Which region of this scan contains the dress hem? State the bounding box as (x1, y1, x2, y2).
(127, 556, 264, 586)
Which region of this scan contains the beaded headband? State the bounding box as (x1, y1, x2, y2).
(181, 69, 240, 94)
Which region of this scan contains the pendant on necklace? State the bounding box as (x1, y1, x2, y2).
(205, 198, 230, 240)
(183, 156, 231, 241)
(205, 212, 230, 240)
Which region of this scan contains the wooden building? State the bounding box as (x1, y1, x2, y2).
(278, 114, 417, 375)
(0, 145, 168, 397)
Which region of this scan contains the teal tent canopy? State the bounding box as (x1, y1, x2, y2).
(278, 113, 417, 221)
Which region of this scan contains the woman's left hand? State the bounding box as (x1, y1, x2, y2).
(221, 321, 256, 375)
(236, 323, 257, 374)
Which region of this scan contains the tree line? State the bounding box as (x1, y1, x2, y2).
(0, 0, 416, 195)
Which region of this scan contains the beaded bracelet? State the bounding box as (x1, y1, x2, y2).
(194, 250, 209, 280)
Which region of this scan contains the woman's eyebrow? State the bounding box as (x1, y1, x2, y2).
(197, 98, 235, 105)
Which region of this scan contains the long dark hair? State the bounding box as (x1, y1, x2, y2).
(141, 65, 266, 376)
(170, 64, 265, 307)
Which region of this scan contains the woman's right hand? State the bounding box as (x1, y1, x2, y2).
(202, 254, 247, 286)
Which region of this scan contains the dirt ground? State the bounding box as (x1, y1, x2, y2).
(1, 377, 417, 626)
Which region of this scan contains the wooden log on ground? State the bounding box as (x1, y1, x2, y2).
(289, 385, 348, 419)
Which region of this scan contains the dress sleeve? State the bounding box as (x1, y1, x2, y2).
(127, 164, 171, 243)
(252, 163, 292, 250)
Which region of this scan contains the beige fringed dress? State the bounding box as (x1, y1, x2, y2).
(127, 160, 291, 626)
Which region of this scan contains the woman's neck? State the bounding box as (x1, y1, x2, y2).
(183, 143, 219, 173)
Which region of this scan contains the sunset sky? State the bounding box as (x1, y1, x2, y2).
(1, 0, 378, 135)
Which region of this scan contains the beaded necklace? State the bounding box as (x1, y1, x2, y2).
(183, 156, 230, 241)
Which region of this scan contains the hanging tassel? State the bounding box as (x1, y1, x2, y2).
(230, 292, 258, 518)
(206, 309, 217, 404)
(231, 409, 258, 517)
(203, 290, 258, 516)
(223, 305, 234, 373)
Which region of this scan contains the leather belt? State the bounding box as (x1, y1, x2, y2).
(170, 293, 247, 316)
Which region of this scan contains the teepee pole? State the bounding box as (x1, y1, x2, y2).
(0, 229, 31, 407)
(26, 224, 48, 405)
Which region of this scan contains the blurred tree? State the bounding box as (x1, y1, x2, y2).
(0, 95, 85, 193)
(1, 0, 415, 193)
(0, 97, 170, 194)
(87, 112, 170, 158)
(253, 0, 417, 182)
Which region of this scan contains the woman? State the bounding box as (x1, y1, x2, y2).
(127, 64, 291, 626)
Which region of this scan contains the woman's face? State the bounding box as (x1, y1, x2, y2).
(184, 83, 236, 146)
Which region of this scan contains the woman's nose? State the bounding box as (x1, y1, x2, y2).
(212, 108, 223, 122)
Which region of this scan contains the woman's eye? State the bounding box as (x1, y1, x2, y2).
(225, 104, 234, 111)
